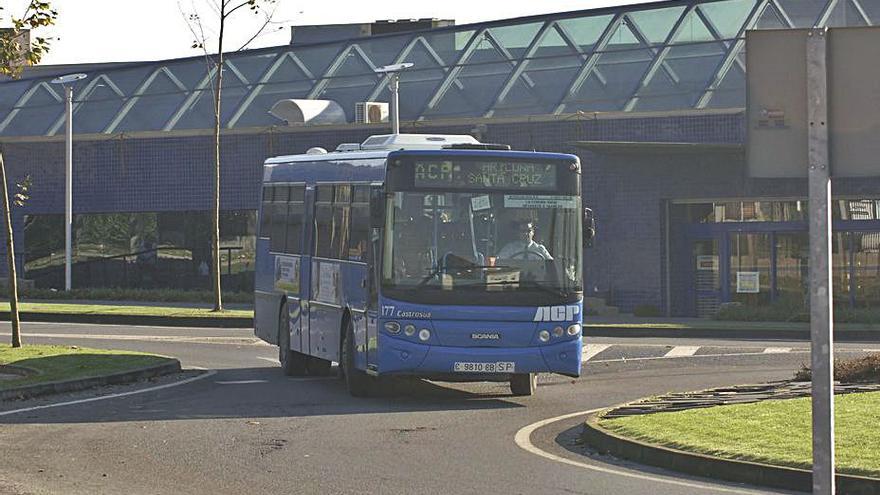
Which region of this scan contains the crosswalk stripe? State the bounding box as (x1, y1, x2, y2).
(663, 346, 700, 358)
(582, 344, 611, 362)
(763, 347, 791, 354)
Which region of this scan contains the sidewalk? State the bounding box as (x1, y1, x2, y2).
(585, 315, 880, 341)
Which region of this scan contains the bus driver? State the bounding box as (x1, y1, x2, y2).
(496, 220, 552, 260)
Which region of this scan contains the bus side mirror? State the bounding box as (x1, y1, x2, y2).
(370, 187, 386, 228)
(583, 207, 595, 248)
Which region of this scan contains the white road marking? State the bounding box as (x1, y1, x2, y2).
(762, 347, 791, 354)
(582, 344, 611, 362)
(863, 349, 880, 353)
(287, 377, 338, 381)
(663, 346, 700, 358)
(215, 380, 268, 385)
(0, 369, 217, 417)
(257, 356, 279, 364)
(591, 349, 810, 364)
(0, 332, 266, 346)
(514, 410, 763, 494)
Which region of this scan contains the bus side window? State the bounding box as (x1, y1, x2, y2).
(314, 185, 333, 258)
(330, 185, 351, 259)
(285, 185, 305, 254)
(259, 185, 274, 238)
(350, 186, 369, 261)
(269, 185, 288, 252)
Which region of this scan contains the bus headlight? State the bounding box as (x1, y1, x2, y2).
(538, 330, 551, 342)
(384, 322, 401, 334)
(552, 326, 564, 338)
(567, 324, 581, 336)
(404, 324, 416, 336)
(418, 329, 431, 341)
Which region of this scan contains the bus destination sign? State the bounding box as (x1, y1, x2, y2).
(413, 161, 557, 190)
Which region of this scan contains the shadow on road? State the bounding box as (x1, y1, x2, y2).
(0, 366, 524, 424)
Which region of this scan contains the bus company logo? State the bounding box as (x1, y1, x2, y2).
(533, 305, 580, 322)
(471, 332, 500, 340)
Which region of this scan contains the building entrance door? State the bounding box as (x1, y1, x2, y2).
(693, 239, 720, 317)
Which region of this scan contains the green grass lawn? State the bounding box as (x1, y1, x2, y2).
(0, 302, 252, 318)
(601, 392, 880, 478)
(0, 344, 177, 391)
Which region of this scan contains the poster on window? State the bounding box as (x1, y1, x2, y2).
(736, 271, 760, 293)
(696, 255, 718, 271)
(274, 256, 299, 293)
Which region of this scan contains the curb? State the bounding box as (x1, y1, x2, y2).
(581, 412, 880, 494)
(0, 358, 182, 401)
(0, 311, 252, 328)
(584, 325, 880, 342)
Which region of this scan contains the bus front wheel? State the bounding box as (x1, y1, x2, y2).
(341, 320, 374, 397)
(279, 304, 308, 376)
(510, 373, 537, 396)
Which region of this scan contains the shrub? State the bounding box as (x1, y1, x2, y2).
(632, 304, 662, 317)
(794, 353, 880, 383)
(715, 301, 807, 322)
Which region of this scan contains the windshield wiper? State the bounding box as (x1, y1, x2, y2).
(416, 266, 443, 288)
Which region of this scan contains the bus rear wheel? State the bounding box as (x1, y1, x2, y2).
(341, 320, 374, 397)
(279, 304, 308, 377)
(510, 373, 537, 396)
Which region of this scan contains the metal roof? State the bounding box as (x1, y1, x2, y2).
(0, 0, 875, 138)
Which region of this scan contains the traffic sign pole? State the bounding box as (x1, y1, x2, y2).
(806, 27, 835, 495)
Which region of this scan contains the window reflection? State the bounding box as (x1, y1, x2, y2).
(23, 210, 256, 292)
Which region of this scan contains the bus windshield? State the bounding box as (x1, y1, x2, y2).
(382, 191, 582, 305)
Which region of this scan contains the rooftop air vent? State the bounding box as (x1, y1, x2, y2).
(268, 99, 346, 126)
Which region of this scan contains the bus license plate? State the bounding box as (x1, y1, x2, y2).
(453, 362, 515, 373)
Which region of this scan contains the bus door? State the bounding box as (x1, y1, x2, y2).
(365, 185, 383, 373)
(307, 184, 344, 362)
(298, 185, 316, 356)
(282, 183, 308, 354)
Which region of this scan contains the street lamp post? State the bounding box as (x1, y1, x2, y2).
(374, 63, 413, 136)
(50, 73, 87, 291)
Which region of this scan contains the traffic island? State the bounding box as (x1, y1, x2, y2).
(581, 382, 880, 494)
(0, 302, 253, 328)
(0, 344, 181, 401)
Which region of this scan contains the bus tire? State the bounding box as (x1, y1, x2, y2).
(278, 304, 307, 377)
(342, 320, 373, 397)
(510, 373, 537, 396)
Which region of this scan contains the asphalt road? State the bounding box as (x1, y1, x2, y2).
(0, 322, 874, 495)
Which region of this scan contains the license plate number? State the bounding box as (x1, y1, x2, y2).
(453, 362, 515, 373)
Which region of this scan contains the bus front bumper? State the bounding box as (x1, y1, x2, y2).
(376, 334, 582, 378)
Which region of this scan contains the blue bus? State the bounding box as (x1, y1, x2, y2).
(254, 133, 586, 396)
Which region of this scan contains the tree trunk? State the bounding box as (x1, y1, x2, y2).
(211, 11, 225, 312)
(0, 151, 21, 347)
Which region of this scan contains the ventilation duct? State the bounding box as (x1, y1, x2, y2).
(268, 99, 346, 126)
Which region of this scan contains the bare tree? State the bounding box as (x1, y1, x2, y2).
(181, 0, 278, 312)
(0, 1, 57, 347)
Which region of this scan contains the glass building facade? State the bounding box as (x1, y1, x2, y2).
(675, 199, 880, 316)
(1, 0, 877, 137)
